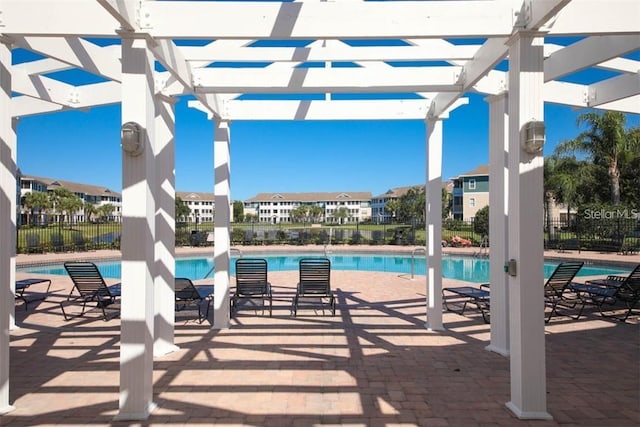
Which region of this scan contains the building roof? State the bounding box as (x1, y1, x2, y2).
(372, 185, 422, 199)
(454, 164, 489, 178)
(22, 175, 121, 198)
(246, 191, 371, 203)
(176, 191, 214, 201)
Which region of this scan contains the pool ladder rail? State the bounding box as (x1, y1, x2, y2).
(474, 236, 489, 258)
(397, 247, 427, 280)
(201, 247, 243, 279)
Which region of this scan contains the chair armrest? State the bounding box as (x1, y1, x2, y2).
(586, 275, 625, 289)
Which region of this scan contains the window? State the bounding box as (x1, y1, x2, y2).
(469, 198, 476, 207)
(468, 179, 476, 190)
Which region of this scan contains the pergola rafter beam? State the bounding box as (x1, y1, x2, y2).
(11, 36, 122, 82)
(183, 44, 480, 63)
(1, 0, 120, 36)
(596, 94, 640, 114)
(12, 71, 80, 107)
(2, 1, 638, 38)
(515, 0, 573, 31)
(13, 57, 72, 76)
(428, 37, 509, 118)
(596, 57, 640, 75)
(11, 95, 68, 118)
(588, 72, 640, 107)
(428, 0, 573, 119)
(544, 0, 640, 35)
(193, 66, 463, 94)
(215, 99, 435, 121)
(95, 0, 221, 119)
(2, 1, 515, 38)
(544, 35, 640, 81)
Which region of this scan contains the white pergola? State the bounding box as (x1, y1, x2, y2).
(1, 0, 638, 421)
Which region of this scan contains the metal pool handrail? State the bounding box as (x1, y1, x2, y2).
(410, 247, 426, 279)
(202, 247, 243, 279)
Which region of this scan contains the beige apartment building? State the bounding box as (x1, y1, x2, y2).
(19, 174, 122, 225)
(244, 192, 372, 224)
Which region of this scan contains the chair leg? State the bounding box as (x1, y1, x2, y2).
(60, 298, 88, 321)
(60, 301, 70, 321)
(197, 298, 210, 324)
(545, 300, 559, 323)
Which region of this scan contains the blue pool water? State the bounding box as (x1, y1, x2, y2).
(19, 254, 631, 284)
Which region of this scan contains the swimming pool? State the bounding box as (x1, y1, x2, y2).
(19, 254, 631, 284)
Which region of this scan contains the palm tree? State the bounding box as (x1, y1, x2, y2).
(176, 197, 191, 222)
(97, 203, 115, 222)
(385, 199, 401, 223)
(554, 111, 631, 205)
(332, 207, 350, 225)
(83, 201, 98, 223)
(23, 191, 51, 225)
(544, 155, 585, 242)
(309, 205, 324, 223)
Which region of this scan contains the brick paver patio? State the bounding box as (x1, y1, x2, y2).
(3, 247, 639, 426)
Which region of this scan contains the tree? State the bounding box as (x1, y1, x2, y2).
(544, 155, 584, 226)
(244, 213, 258, 222)
(332, 207, 350, 224)
(290, 205, 310, 223)
(385, 199, 401, 222)
(232, 201, 244, 222)
(441, 187, 452, 220)
(49, 187, 82, 226)
(399, 187, 425, 224)
(473, 205, 489, 237)
(554, 111, 634, 205)
(84, 201, 98, 223)
(97, 204, 115, 222)
(175, 197, 191, 222)
(22, 191, 51, 226)
(309, 205, 324, 223)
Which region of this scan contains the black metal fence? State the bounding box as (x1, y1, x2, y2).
(544, 216, 640, 253)
(16, 216, 640, 254)
(17, 222, 122, 254)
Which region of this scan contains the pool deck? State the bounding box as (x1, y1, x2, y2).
(5, 245, 639, 426)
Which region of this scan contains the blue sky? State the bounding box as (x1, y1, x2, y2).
(13, 35, 640, 202)
(16, 93, 639, 201)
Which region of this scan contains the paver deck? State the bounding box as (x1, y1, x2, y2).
(4, 246, 639, 426)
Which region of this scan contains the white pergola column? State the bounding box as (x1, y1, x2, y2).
(8, 118, 18, 332)
(425, 118, 444, 331)
(117, 36, 157, 420)
(0, 39, 16, 416)
(506, 32, 550, 420)
(486, 93, 510, 356)
(154, 94, 178, 356)
(213, 119, 231, 329)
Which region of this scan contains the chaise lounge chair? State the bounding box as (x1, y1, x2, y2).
(61, 261, 121, 321)
(231, 258, 272, 316)
(442, 284, 491, 323)
(443, 261, 584, 323)
(569, 263, 640, 322)
(15, 278, 52, 310)
(544, 261, 584, 322)
(292, 257, 336, 317)
(175, 278, 214, 323)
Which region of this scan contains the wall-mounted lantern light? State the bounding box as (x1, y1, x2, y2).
(121, 122, 145, 156)
(522, 120, 545, 154)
